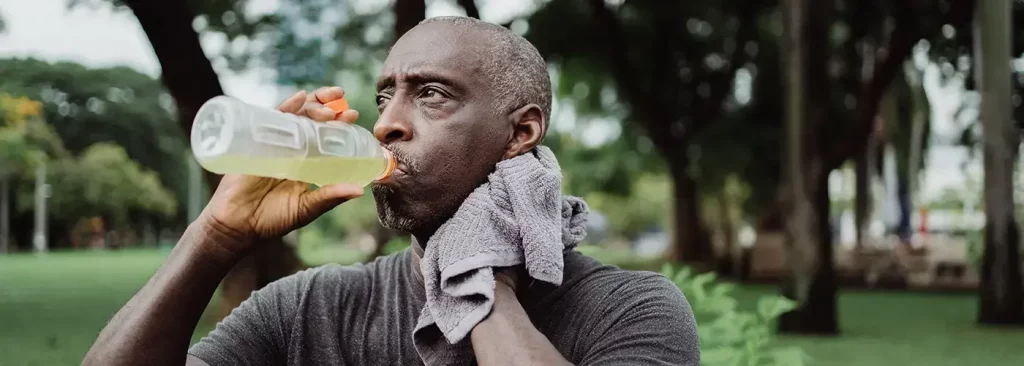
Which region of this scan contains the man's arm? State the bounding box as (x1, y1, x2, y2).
(82, 218, 240, 366)
(470, 281, 574, 366)
(82, 86, 361, 366)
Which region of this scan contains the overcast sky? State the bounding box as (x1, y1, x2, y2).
(0, 0, 975, 203)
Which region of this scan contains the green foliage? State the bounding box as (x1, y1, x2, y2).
(662, 265, 810, 366)
(552, 133, 664, 197)
(0, 58, 188, 225)
(383, 235, 411, 256)
(22, 143, 177, 228)
(331, 193, 382, 237)
(0, 94, 60, 177)
(584, 174, 672, 239)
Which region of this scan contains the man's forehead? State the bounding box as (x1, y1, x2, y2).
(378, 24, 487, 84)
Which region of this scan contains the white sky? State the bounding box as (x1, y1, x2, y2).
(0, 0, 975, 203)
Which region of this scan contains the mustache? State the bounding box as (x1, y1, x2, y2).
(384, 144, 417, 174)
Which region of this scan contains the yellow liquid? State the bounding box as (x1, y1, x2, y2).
(201, 155, 388, 186)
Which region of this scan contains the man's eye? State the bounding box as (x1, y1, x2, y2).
(420, 87, 445, 100)
(376, 95, 390, 106)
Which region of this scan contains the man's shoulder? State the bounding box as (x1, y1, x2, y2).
(550, 251, 690, 310)
(537, 251, 699, 362)
(263, 249, 408, 297)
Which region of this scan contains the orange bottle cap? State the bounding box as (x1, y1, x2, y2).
(324, 98, 350, 116)
(377, 149, 397, 181)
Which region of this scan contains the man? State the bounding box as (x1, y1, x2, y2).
(83, 16, 699, 366)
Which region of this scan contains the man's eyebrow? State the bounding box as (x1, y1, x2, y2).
(376, 70, 463, 92)
(376, 75, 395, 92)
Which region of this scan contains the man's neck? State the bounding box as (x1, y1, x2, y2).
(412, 235, 429, 250)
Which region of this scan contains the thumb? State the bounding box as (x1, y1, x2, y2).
(298, 183, 365, 218)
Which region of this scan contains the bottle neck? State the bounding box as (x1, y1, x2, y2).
(376, 148, 397, 181)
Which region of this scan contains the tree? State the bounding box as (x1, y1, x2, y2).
(917, 0, 1024, 324)
(974, 0, 1024, 325)
(0, 58, 189, 227)
(0, 95, 50, 252)
(0, 93, 174, 249)
(766, 0, 976, 334)
(40, 144, 175, 225)
(778, 0, 835, 335)
(526, 0, 766, 266)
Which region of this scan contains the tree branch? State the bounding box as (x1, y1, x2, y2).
(122, 0, 224, 188)
(587, 0, 672, 149)
(826, 0, 975, 171)
(457, 0, 480, 19)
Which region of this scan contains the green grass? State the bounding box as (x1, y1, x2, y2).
(0, 249, 220, 366)
(2, 248, 1023, 365)
(732, 285, 1024, 365)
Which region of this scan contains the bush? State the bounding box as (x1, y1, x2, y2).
(662, 265, 810, 366)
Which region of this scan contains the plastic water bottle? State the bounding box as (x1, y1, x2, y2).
(190, 95, 395, 186)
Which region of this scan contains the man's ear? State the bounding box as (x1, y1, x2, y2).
(503, 104, 546, 159)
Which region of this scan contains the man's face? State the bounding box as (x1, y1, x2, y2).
(370, 23, 511, 239)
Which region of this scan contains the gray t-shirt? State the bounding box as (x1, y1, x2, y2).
(189, 248, 699, 365)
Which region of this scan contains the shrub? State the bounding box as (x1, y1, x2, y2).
(662, 265, 810, 366)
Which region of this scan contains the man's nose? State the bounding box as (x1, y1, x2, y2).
(373, 105, 413, 144)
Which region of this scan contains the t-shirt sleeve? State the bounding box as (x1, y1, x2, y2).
(578, 274, 700, 366)
(188, 268, 312, 366)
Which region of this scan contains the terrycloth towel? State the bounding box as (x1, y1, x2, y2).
(412, 146, 589, 365)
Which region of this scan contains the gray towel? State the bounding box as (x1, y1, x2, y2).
(412, 146, 589, 365)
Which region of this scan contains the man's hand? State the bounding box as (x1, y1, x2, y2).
(200, 87, 365, 257)
(472, 267, 573, 366)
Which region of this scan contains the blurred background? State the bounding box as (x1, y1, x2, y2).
(1, 0, 1023, 365)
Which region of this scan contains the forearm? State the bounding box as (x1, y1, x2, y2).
(470, 284, 573, 366)
(83, 218, 245, 366)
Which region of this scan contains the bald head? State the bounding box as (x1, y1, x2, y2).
(415, 16, 552, 124)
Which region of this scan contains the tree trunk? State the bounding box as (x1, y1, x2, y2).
(975, 0, 1024, 325)
(854, 141, 875, 248)
(0, 175, 9, 254)
(905, 62, 927, 217)
(668, 159, 713, 266)
(394, 0, 427, 40)
(124, 0, 303, 319)
(779, 0, 839, 334)
(780, 175, 839, 334)
(717, 195, 736, 275)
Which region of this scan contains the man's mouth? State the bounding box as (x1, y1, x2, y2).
(376, 167, 407, 184)
(376, 154, 412, 185)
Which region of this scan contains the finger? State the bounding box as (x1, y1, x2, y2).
(303, 101, 340, 122)
(309, 86, 346, 104)
(298, 184, 365, 218)
(337, 109, 359, 124)
(276, 90, 307, 113)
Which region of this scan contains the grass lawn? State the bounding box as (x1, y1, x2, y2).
(2, 248, 1023, 365)
(733, 286, 1024, 365)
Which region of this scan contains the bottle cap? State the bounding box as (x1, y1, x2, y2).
(377, 149, 397, 181)
(324, 98, 350, 116)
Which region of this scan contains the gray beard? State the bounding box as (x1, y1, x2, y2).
(371, 185, 421, 233)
